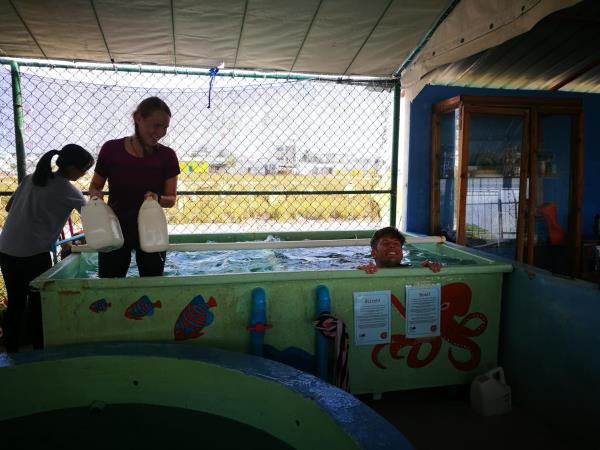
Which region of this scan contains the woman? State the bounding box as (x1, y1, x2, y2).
(0, 144, 94, 352)
(88, 96, 180, 278)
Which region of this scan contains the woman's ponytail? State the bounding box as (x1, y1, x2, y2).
(32, 149, 60, 186)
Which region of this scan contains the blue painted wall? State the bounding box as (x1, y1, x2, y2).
(499, 264, 600, 447)
(407, 85, 600, 239)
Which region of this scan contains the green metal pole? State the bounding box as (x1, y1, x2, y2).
(10, 61, 26, 182)
(0, 57, 392, 83)
(389, 82, 400, 226)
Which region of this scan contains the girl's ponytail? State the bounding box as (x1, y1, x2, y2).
(32, 144, 93, 186)
(32, 149, 60, 186)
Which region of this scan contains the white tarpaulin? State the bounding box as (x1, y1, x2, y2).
(0, 0, 452, 77)
(401, 0, 582, 100)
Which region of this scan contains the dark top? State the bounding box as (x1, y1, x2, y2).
(94, 138, 180, 244)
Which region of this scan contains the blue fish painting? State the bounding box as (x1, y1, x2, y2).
(174, 295, 217, 341)
(89, 298, 111, 313)
(125, 295, 162, 320)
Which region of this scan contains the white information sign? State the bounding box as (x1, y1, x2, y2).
(405, 284, 441, 338)
(353, 290, 391, 346)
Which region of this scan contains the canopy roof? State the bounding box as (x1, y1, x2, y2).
(402, 0, 599, 96)
(1, 0, 596, 95)
(0, 0, 453, 77)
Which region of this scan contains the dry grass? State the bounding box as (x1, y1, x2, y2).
(0, 171, 389, 304)
(1, 172, 390, 226)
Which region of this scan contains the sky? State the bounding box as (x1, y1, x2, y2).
(1, 63, 395, 174)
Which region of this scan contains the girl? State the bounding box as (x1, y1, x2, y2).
(0, 144, 94, 352)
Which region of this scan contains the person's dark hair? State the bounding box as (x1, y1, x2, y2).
(32, 144, 94, 187)
(370, 227, 406, 250)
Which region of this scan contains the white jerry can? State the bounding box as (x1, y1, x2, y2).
(470, 366, 512, 416)
(138, 197, 169, 253)
(81, 197, 124, 252)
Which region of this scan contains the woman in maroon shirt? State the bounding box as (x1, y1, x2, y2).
(89, 97, 180, 277)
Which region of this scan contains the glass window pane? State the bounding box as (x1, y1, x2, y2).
(465, 114, 523, 258)
(438, 111, 457, 236)
(533, 114, 572, 274)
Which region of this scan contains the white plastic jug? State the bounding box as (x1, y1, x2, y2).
(138, 197, 169, 253)
(470, 366, 512, 416)
(81, 197, 124, 252)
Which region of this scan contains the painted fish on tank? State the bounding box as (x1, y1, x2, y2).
(125, 295, 162, 320)
(174, 295, 217, 341)
(89, 298, 111, 313)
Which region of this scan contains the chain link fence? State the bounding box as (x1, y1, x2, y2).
(1, 60, 397, 236)
(0, 60, 399, 300)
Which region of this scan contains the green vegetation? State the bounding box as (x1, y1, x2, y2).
(466, 224, 496, 240)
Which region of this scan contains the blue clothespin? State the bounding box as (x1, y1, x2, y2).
(207, 62, 225, 109)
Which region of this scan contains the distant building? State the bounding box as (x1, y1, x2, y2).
(294, 162, 335, 175)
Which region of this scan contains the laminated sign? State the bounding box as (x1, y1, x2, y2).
(353, 291, 391, 346)
(405, 284, 441, 338)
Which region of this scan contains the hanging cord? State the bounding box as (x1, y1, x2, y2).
(313, 312, 350, 391)
(207, 63, 224, 109)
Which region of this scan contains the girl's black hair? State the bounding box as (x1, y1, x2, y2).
(32, 144, 94, 186)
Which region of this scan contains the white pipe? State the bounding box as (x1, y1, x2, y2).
(71, 235, 445, 253)
(397, 88, 410, 230)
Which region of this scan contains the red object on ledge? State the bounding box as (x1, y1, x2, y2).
(539, 202, 566, 245)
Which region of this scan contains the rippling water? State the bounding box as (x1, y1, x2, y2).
(78, 242, 475, 277)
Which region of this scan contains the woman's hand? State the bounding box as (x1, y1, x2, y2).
(88, 173, 106, 199)
(144, 191, 159, 201)
(88, 189, 103, 199)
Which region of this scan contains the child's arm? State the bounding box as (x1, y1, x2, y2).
(421, 260, 442, 272)
(357, 262, 378, 274)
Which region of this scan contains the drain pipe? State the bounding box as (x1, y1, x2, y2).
(246, 287, 271, 356)
(315, 284, 331, 380)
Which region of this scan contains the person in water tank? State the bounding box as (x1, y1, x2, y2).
(0, 144, 94, 352)
(88, 96, 180, 278)
(358, 227, 442, 274)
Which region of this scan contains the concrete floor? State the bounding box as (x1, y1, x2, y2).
(357, 386, 577, 450)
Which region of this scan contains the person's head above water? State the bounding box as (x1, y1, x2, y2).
(370, 226, 406, 268)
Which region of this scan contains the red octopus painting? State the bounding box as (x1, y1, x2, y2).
(371, 282, 487, 371)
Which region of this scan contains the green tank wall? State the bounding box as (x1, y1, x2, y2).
(32, 239, 511, 395)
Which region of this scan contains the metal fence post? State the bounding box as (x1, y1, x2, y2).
(389, 82, 400, 226)
(10, 61, 26, 182)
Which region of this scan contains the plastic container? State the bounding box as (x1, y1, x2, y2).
(138, 197, 169, 253)
(81, 197, 124, 252)
(470, 366, 512, 416)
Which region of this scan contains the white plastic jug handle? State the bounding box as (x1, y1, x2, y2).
(487, 367, 506, 385)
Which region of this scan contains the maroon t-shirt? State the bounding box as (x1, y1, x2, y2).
(94, 138, 180, 244)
